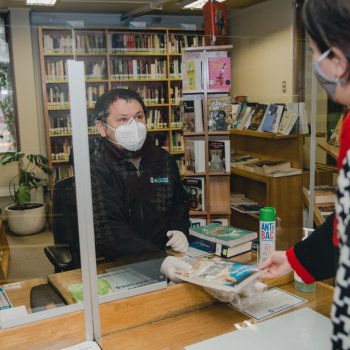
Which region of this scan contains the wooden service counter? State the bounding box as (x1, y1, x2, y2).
(96, 279, 334, 350)
(0, 252, 335, 350)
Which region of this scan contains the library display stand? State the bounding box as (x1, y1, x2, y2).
(38, 26, 204, 182)
(230, 130, 304, 249)
(182, 45, 232, 225)
(0, 220, 10, 281)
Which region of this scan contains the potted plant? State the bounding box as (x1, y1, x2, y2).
(0, 151, 53, 235)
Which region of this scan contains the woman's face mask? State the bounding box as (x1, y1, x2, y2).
(313, 49, 339, 101)
(105, 118, 147, 151)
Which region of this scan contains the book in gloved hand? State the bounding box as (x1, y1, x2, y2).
(174, 255, 262, 292)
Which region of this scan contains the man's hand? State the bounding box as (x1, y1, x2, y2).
(160, 256, 192, 283)
(166, 230, 189, 253)
(259, 251, 293, 279)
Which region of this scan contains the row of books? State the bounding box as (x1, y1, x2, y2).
(185, 139, 230, 174)
(232, 102, 309, 135)
(181, 94, 234, 133)
(181, 94, 309, 136)
(188, 222, 257, 259)
(110, 58, 167, 80)
(167, 33, 204, 54)
(43, 32, 206, 56)
(231, 152, 302, 177)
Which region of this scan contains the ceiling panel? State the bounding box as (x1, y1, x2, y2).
(0, 0, 268, 15)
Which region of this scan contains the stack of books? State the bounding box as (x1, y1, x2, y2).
(230, 192, 262, 214)
(236, 158, 302, 177)
(303, 185, 337, 220)
(189, 223, 257, 259)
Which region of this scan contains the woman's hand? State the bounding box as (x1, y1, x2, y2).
(259, 251, 293, 279)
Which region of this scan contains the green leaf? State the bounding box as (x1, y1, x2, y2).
(16, 184, 31, 205)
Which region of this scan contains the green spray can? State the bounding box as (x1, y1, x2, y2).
(259, 207, 276, 264)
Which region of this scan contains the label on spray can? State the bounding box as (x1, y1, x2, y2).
(259, 207, 276, 264)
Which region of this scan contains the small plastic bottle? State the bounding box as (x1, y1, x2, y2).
(294, 228, 316, 293)
(259, 207, 276, 264)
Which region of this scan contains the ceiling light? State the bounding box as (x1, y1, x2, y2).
(26, 0, 56, 6)
(183, 0, 225, 10)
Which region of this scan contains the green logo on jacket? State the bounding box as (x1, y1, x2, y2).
(150, 177, 169, 183)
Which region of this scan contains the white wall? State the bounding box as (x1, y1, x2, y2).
(229, 0, 295, 103)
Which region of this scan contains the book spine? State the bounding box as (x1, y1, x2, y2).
(189, 236, 216, 253)
(215, 243, 228, 258)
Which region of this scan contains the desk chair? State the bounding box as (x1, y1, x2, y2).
(44, 176, 81, 272)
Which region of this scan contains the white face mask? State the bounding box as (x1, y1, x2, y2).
(313, 48, 339, 101)
(105, 118, 147, 151)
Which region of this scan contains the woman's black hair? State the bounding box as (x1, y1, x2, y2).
(93, 88, 147, 122)
(303, 0, 350, 77)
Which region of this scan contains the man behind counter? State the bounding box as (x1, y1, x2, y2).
(90, 88, 192, 282)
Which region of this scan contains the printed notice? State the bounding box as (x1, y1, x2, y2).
(231, 287, 306, 321)
(0, 288, 12, 310)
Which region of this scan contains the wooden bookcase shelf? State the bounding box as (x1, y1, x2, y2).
(38, 26, 204, 182)
(230, 131, 304, 249)
(0, 220, 10, 282)
(182, 45, 232, 224)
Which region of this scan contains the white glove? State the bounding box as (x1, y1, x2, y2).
(160, 256, 192, 283)
(204, 287, 237, 303)
(166, 230, 189, 253)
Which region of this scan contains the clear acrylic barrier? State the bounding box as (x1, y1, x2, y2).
(0, 2, 336, 348)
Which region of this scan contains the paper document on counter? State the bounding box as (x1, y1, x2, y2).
(101, 266, 159, 292)
(231, 287, 306, 321)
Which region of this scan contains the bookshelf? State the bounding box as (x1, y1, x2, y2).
(230, 131, 304, 249)
(0, 220, 10, 282)
(182, 45, 232, 225)
(38, 26, 204, 181)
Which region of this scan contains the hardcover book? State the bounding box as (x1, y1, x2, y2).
(277, 110, 298, 135)
(189, 236, 253, 259)
(208, 56, 231, 90)
(174, 255, 262, 292)
(252, 160, 291, 175)
(230, 153, 260, 168)
(208, 140, 230, 172)
(203, 1, 228, 37)
(208, 95, 232, 131)
(303, 185, 337, 204)
(183, 177, 205, 211)
(267, 167, 302, 177)
(261, 104, 284, 133)
(248, 103, 268, 131)
(185, 140, 206, 173)
(182, 94, 204, 132)
(181, 99, 195, 132)
(190, 217, 207, 227)
(231, 103, 241, 127)
(189, 223, 257, 247)
(231, 203, 262, 214)
(298, 102, 309, 134)
(234, 105, 255, 130)
(182, 52, 202, 91)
